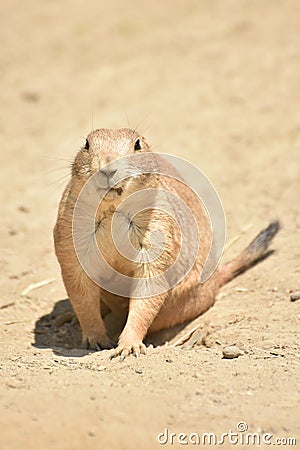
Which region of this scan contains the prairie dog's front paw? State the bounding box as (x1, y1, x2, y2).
(82, 332, 115, 351)
(110, 330, 147, 361)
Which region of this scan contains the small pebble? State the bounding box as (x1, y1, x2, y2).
(235, 287, 248, 292)
(222, 346, 243, 359)
(290, 292, 300, 302)
(21, 90, 40, 102)
(97, 365, 107, 371)
(18, 205, 30, 213)
(135, 368, 143, 374)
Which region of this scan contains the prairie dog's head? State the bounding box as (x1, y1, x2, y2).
(72, 128, 155, 201)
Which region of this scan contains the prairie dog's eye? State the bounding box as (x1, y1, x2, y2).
(134, 139, 142, 151)
(84, 139, 89, 150)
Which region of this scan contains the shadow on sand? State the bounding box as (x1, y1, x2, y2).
(33, 250, 276, 357)
(33, 298, 191, 357)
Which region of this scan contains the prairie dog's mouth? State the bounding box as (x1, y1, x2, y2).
(96, 181, 123, 194)
(111, 187, 123, 195)
(100, 186, 123, 201)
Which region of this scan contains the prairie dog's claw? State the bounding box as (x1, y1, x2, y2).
(83, 335, 114, 351)
(110, 341, 147, 361)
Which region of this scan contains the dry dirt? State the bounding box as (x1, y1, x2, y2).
(0, 1, 299, 449)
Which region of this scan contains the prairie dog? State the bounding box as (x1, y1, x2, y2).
(54, 128, 280, 359)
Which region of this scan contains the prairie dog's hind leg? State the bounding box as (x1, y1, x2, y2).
(149, 271, 219, 334)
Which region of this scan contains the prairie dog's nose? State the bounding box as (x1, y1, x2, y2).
(97, 168, 118, 188)
(99, 168, 118, 179)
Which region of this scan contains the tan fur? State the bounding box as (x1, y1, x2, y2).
(54, 128, 279, 359)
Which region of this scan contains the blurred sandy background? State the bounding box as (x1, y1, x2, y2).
(0, 1, 299, 449)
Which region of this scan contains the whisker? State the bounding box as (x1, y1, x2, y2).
(91, 99, 94, 132)
(44, 155, 74, 163)
(45, 166, 71, 174)
(125, 111, 131, 129)
(133, 114, 151, 135)
(45, 176, 70, 193)
(48, 172, 70, 187)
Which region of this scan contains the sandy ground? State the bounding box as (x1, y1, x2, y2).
(0, 1, 299, 449)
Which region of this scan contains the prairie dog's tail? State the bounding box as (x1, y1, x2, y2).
(219, 220, 281, 287)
